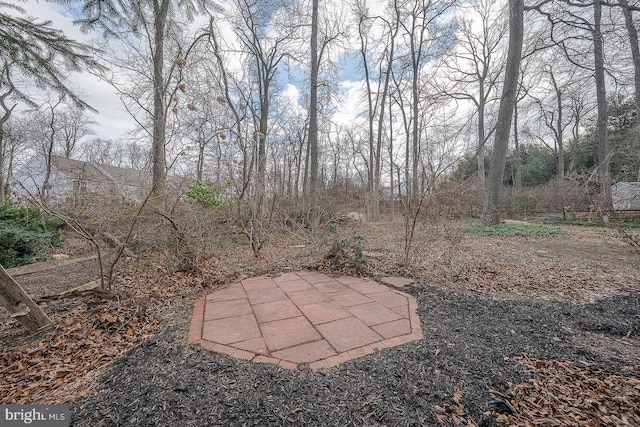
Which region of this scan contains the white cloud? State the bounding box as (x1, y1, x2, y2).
(281, 83, 304, 114)
(333, 80, 366, 128)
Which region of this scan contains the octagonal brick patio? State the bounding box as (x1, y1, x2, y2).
(188, 271, 423, 370)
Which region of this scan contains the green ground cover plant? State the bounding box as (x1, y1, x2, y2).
(468, 223, 564, 237)
(0, 203, 66, 268)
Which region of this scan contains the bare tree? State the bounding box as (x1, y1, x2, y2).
(64, 0, 216, 196)
(530, 62, 584, 180)
(354, 0, 401, 220)
(81, 138, 125, 166)
(482, 0, 523, 225)
(395, 0, 456, 198)
(441, 0, 507, 189)
(228, 0, 298, 204)
(529, 0, 615, 208)
(620, 0, 640, 123)
(0, 117, 29, 201)
(57, 106, 95, 159)
(40, 97, 66, 199)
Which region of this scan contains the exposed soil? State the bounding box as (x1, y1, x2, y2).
(2, 221, 639, 426)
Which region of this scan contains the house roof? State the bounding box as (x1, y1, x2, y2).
(51, 155, 150, 188)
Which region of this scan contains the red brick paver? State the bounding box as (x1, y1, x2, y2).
(189, 272, 423, 370)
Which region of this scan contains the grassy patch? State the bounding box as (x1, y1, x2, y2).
(469, 223, 564, 237)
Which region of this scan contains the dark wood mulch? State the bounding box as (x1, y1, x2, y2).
(70, 285, 639, 426)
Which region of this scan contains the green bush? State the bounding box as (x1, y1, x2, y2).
(326, 234, 367, 273)
(0, 203, 66, 268)
(185, 181, 224, 208)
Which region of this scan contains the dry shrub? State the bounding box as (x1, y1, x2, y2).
(54, 193, 232, 274)
(421, 179, 484, 220)
(506, 179, 592, 219)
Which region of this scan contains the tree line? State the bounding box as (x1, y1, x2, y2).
(1, 0, 639, 225)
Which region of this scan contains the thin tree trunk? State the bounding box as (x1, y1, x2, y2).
(482, 0, 523, 225)
(256, 86, 269, 211)
(308, 0, 319, 228)
(0, 70, 16, 203)
(4, 143, 15, 201)
(477, 84, 486, 188)
(294, 129, 305, 201)
(374, 42, 396, 221)
(593, 0, 611, 209)
(411, 64, 419, 198)
(358, 13, 375, 220)
(389, 91, 395, 221)
(43, 100, 62, 200)
(556, 88, 564, 180)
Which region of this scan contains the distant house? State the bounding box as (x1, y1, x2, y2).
(612, 182, 640, 211)
(12, 155, 152, 205)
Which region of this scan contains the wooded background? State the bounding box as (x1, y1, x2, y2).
(2, 0, 640, 224)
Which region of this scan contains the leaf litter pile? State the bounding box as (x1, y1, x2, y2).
(1, 222, 639, 426)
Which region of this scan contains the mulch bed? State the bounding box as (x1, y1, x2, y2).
(69, 286, 639, 426)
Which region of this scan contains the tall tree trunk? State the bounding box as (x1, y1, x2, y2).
(43, 100, 62, 200)
(151, 0, 169, 196)
(358, 14, 376, 220)
(620, 0, 640, 180)
(621, 0, 640, 121)
(374, 49, 396, 221)
(308, 0, 319, 228)
(593, 0, 611, 210)
(482, 0, 523, 225)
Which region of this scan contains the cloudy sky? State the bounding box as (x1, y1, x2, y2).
(17, 0, 381, 144)
(19, 0, 136, 141)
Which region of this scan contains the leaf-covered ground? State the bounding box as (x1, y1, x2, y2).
(1, 220, 639, 425)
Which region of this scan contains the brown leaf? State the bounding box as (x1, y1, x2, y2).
(533, 418, 561, 426)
